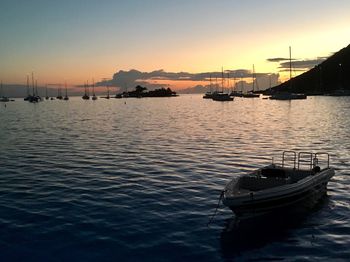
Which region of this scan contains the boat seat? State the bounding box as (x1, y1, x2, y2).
(239, 176, 287, 191)
(261, 168, 287, 178)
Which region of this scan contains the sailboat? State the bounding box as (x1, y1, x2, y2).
(212, 68, 233, 101)
(82, 81, 90, 99)
(270, 47, 307, 100)
(92, 79, 98, 100)
(56, 84, 63, 100)
(28, 73, 42, 103)
(45, 85, 49, 100)
(24, 75, 32, 101)
(63, 82, 69, 100)
(242, 64, 260, 98)
(230, 75, 243, 97)
(0, 81, 10, 102)
(203, 74, 214, 99)
(101, 81, 110, 99)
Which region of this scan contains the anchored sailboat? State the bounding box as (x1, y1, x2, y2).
(242, 64, 260, 98)
(63, 82, 69, 100)
(92, 79, 97, 100)
(270, 47, 307, 100)
(28, 73, 42, 103)
(82, 81, 90, 100)
(212, 68, 233, 101)
(0, 81, 10, 102)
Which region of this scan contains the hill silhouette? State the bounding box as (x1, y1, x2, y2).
(267, 44, 350, 95)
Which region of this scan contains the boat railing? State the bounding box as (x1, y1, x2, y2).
(282, 151, 296, 169)
(315, 152, 330, 169)
(298, 152, 313, 170)
(282, 151, 330, 170)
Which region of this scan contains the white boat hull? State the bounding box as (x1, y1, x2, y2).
(223, 167, 334, 216)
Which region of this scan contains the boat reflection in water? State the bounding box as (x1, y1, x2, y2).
(220, 150, 334, 258)
(220, 195, 330, 258)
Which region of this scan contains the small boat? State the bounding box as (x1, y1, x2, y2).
(45, 85, 49, 100)
(24, 75, 32, 101)
(212, 92, 234, 101)
(92, 80, 98, 100)
(0, 81, 10, 102)
(212, 69, 234, 101)
(28, 74, 42, 103)
(230, 91, 243, 97)
(203, 91, 213, 99)
(269, 47, 306, 100)
(203, 75, 214, 99)
(242, 92, 260, 98)
(328, 89, 350, 96)
(242, 65, 260, 98)
(269, 92, 307, 100)
(63, 82, 69, 100)
(222, 151, 334, 217)
(56, 85, 63, 100)
(82, 81, 90, 100)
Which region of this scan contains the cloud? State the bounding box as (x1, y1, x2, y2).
(267, 56, 327, 72)
(95, 68, 275, 91)
(267, 57, 292, 62)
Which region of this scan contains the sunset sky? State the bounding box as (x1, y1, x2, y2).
(1, 0, 350, 90)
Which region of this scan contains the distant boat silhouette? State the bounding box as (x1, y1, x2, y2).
(63, 82, 69, 100)
(0, 81, 10, 102)
(45, 85, 49, 100)
(28, 73, 42, 103)
(270, 47, 307, 100)
(203, 74, 214, 99)
(242, 65, 260, 98)
(229, 75, 242, 97)
(101, 79, 110, 99)
(92, 80, 97, 100)
(212, 68, 233, 101)
(24, 75, 32, 101)
(82, 81, 90, 100)
(56, 84, 63, 100)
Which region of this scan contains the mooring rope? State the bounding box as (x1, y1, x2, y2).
(207, 190, 224, 227)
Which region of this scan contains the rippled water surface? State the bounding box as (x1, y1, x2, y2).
(0, 95, 349, 261)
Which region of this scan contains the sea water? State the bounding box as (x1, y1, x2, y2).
(0, 95, 349, 261)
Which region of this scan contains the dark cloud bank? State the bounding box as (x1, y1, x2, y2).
(96, 69, 279, 93)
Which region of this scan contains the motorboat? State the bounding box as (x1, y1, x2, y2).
(222, 151, 334, 217)
(269, 92, 307, 100)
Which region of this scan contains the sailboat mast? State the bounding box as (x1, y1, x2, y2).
(289, 46, 293, 90)
(209, 74, 212, 93)
(227, 72, 230, 92)
(27, 75, 30, 96)
(289, 46, 292, 81)
(252, 64, 255, 92)
(31, 72, 35, 96)
(221, 67, 224, 93)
